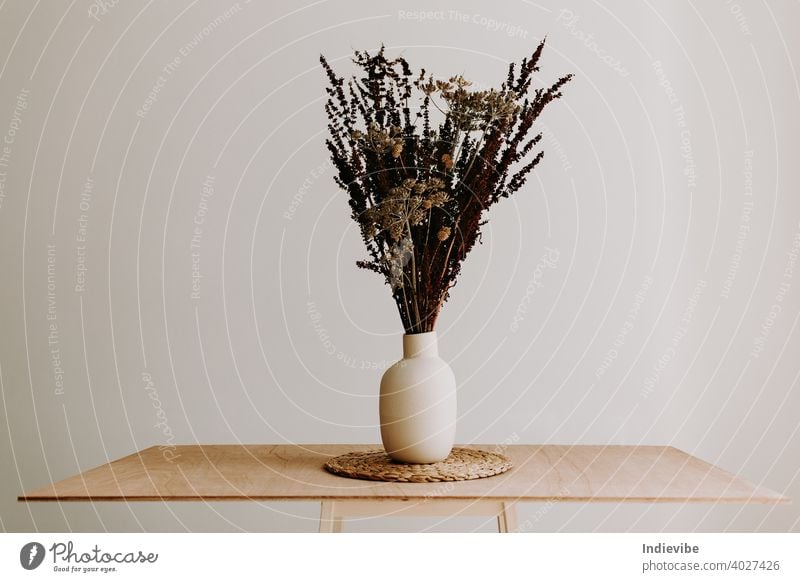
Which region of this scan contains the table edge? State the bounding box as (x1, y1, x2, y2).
(19, 495, 791, 504)
(19, 444, 790, 505)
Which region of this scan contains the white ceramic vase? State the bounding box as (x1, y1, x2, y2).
(379, 331, 457, 463)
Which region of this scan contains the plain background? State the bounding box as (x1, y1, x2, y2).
(0, 0, 798, 532)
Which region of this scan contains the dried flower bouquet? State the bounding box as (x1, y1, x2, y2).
(321, 43, 572, 334)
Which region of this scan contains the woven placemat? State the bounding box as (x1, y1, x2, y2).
(324, 447, 512, 483)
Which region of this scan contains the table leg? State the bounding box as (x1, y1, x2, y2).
(497, 502, 518, 533)
(319, 501, 344, 533)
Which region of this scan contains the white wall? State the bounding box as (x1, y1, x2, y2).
(0, 0, 798, 532)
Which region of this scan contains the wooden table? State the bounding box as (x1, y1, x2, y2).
(19, 444, 788, 532)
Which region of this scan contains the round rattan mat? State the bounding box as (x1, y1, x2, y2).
(324, 447, 512, 482)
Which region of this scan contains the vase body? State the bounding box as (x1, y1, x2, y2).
(379, 331, 456, 463)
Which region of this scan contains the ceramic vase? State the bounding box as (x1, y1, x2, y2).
(379, 331, 456, 463)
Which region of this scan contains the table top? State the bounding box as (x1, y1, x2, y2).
(19, 444, 789, 503)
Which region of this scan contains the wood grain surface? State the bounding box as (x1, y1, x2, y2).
(19, 444, 789, 504)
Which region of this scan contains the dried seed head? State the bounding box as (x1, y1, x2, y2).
(428, 177, 445, 190)
(427, 191, 449, 207)
(389, 224, 404, 241)
(437, 226, 451, 241)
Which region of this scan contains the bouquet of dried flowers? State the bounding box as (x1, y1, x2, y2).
(321, 43, 572, 334)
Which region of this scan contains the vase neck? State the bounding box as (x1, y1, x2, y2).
(403, 331, 438, 358)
